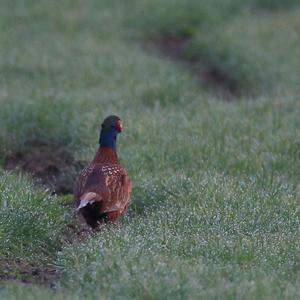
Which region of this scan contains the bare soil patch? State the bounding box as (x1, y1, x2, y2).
(201, 66, 240, 98)
(145, 34, 242, 99)
(4, 139, 86, 195)
(0, 258, 57, 288)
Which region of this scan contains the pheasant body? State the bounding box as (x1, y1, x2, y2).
(75, 116, 131, 227)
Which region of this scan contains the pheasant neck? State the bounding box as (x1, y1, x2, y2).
(93, 147, 118, 164)
(99, 127, 117, 151)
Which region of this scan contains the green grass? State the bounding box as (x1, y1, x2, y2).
(57, 172, 299, 299)
(0, 172, 69, 267)
(0, 0, 300, 299)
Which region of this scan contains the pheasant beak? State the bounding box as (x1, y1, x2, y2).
(115, 120, 123, 133)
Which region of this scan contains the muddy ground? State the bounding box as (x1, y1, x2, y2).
(4, 139, 86, 195)
(145, 34, 243, 99)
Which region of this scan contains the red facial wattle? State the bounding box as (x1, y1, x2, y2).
(115, 120, 123, 133)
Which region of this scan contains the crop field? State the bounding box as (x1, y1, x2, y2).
(0, 0, 299, 299)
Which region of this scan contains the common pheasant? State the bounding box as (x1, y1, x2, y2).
(75, 115, 132, 228)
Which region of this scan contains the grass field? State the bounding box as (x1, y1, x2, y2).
(0, 0, 299, 299)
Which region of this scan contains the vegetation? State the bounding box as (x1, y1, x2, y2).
(0, 0, 299, 299)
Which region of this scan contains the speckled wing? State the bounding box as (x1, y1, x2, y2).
(100, 163, 132, 213)
(75, 164, 107, 206)
(75, 163, 131, 214)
